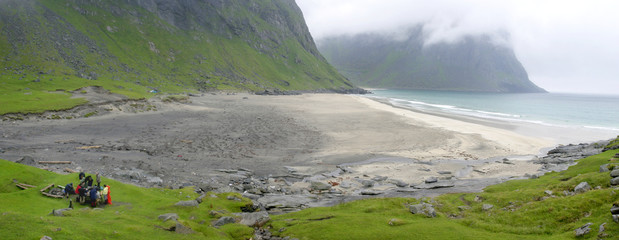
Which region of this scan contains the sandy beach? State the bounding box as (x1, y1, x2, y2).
(1, 92, 613, 201)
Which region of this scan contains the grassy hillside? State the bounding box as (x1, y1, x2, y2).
(2, 138, 618, 239)
(268, 141, 619, 239)
(0, 160, 255, 239)
(0, 0, 353, 115)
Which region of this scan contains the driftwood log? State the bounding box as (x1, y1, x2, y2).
(15, 182, 36, 190)
(38, 161, 72, 164)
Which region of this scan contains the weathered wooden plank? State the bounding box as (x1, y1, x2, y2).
(40, 184, 54, 192)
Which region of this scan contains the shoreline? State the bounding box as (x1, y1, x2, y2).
(1, 92, 614, 212)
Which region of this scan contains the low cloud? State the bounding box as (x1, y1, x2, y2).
(297, 0, 619, 94)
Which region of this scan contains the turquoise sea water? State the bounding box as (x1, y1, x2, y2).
(368, 89, 619, 131)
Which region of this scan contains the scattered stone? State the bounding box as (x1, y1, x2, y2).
(360, 190, 383, 195)
(424, 177, 438, 184)
(241, 192, 261, 200)
(600, 164, 610, 172)
(195, 194, 207, 203)
(613, 215, 619, 223)
(388, 218, 406, 226)
(146, 176, 163, 185)
(174, 200, 199, 207)
(158, 213, 179, 222)
(599, 222, 606, 233)
(236, 211, 270, 227)
(41, 236, 52, 240)
(256, 195, 312, 212)
(174, 221, 195, 234)
(337, 165, 354, 173)
(226, 195, 242, 201)
(50, 208, 72, 217)
(525, 173, 539, 179)
(611, 177, 619, 186)
(372, 176, 388, 182)
(359, 180, 375, 188)
(574, 182, 591, 194)
(408, 203, 436, 218)
(482, 204, 494, 211)
(611, 205, 619, 215)
(574, 222, 592, 237)
(212, 216, 236, 228)
(474, 196, 484, 202)
(413, 181, 455, 189)
(17, 156, 36, 166)
(388, 179, 409, 188)
(544, 190, 553, 196)
(458, 206, 471, 211)
(611, 169, 619, 178)
(395, 188, 419, 193)
(310, 181, 332, 191)
(437, 171, 452, 175)
(563, 190, 575, 196)
(502, 158, 515, 165)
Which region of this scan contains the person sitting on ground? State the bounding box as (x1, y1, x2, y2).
(79, 172, 85, 181)
(89, 187, 98, 207)
(63, 183, 75, 196)
(75, 184, 82, 197)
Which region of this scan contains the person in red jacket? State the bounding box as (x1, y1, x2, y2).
(104, 185, 112, 205)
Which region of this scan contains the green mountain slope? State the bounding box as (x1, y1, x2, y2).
(318, 27, 546, 93)
(0, 0, 356, 114)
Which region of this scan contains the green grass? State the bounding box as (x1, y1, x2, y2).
(0, 160, 255, 239)
(0, 0, 354, 115)
(268, 141, 619, 239)
(2, 142, 618, 239)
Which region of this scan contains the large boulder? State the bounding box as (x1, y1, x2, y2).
(408, 203, 436, 218)
(17, 156, 36, 166)
(212, 216, 236, 228)
(610, 177, 619, 186)
(236, 211, 270, 227)
(573, 182, 591, 194)
(611, 169, 619, 178)
(600, 164, 610, 172)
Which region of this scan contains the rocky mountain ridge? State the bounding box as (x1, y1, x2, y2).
(318, 26, 546, 93)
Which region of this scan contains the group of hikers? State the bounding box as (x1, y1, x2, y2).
(62, 172, 112, 207)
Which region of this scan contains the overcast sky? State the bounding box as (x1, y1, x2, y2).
(296, 0, 619, 94)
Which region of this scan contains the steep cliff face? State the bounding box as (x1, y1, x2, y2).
(318, 27, 546, 93)
(0, 0, 352, 96)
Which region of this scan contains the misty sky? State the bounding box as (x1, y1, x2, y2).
(296, 0, 619, 94)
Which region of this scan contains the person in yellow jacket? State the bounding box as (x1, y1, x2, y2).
(101, 185, 109, 204)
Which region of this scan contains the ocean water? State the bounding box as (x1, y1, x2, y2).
(368, 89, 619, 132)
